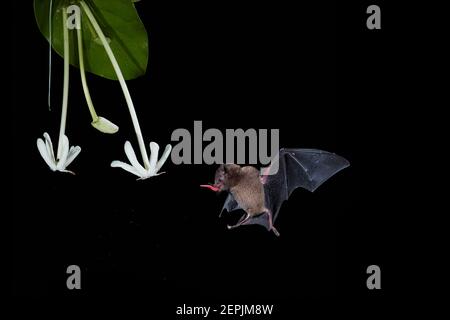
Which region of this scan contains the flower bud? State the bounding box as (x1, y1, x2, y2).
(91, 116, 119, 134)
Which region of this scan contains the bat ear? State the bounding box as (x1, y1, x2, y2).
(223, 165, 228, 173)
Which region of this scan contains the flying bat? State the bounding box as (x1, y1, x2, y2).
(200, 149, 349, 236)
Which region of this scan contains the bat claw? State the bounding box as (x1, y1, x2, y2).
(271, 227, 280, 237)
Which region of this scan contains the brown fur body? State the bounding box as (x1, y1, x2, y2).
(215, 164, 266, 216)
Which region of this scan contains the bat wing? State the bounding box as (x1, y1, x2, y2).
(220, 193, 241, 217)
(263, 148, 350, 222)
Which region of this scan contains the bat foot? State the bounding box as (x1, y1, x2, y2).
(227, 213, 251, 230)
(265, 209, 280, 236)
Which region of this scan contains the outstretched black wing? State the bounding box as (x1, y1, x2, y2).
(263, 148, 350, 221)
(221, 148, 350, 231)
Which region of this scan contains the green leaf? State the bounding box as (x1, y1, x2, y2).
(34, 0, 149, 80)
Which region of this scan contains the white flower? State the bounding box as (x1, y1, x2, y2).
(37, 132, 81, 174)
(37, 10, 81, 175)
(111, 141, 172, 180)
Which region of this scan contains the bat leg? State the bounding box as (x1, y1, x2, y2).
(266, 210, 280, 237)
(227, 213, 251, 229)
(236, 212, 249, 224)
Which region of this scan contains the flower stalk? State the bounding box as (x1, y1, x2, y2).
(47, 0, 53, 110)
(80, 0, 150, 169)
(56, 6, 70, 160)
(77, 26, 97, 121)
(76, 10, 118, 134)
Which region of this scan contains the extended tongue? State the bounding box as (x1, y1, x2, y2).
(200, 184, 220, 192)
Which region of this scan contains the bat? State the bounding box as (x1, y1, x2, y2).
(200, 149, 350, 236)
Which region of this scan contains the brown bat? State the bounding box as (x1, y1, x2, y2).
(201, 164, 279, 236)
(201, 149, 350, 236)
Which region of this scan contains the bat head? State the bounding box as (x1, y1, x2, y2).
(200, 164, 242, 192)
(214, 164, 241, 191)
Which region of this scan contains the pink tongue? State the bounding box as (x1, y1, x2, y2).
(200, 184, 220, 192)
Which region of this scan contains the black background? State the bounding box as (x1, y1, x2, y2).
(12, 0, 395, 314)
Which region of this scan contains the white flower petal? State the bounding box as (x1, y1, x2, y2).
(56, 135, 70, 170)
(60, 169, 76, 175)
(65, 145, 81, 167)
(124, 141, 147, 176)
(111, 160, 142, 177)
(155, 144, 172, 173)
(43, 132, 56, 163)
(37, 138, 56, 171)
(148, 142, 159, 173)
(136, 175, 154, 180)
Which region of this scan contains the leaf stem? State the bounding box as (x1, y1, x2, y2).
(79, 0, 150, 169)
(57, 7, 70, 161)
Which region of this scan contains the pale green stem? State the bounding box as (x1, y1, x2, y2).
(80, 1, 150, 169)
(57, 8, 70, 160)
(77, 19, 98, 121)
(48, 0, 53, 110)
(84, 12, 98, 39)
(84, 12, 106, 44)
